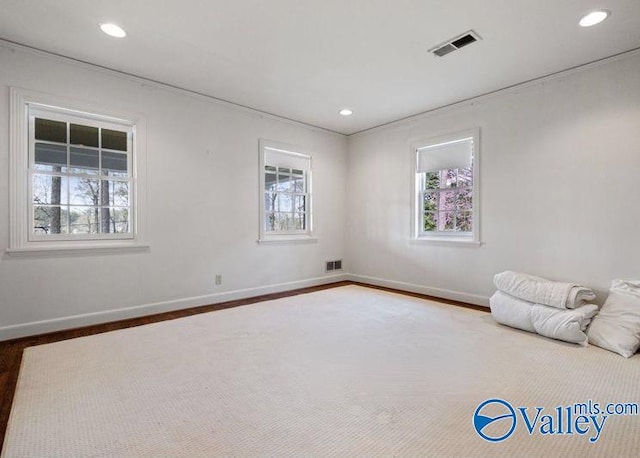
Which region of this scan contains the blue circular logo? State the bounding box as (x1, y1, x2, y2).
(473, 398, 517, 442)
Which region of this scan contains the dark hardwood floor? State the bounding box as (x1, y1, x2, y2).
(0, 280, 486, 450)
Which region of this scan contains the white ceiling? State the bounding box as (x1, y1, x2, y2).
(1, 0, 639, 135)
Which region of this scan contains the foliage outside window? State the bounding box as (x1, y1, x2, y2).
(264, 166, 307, 232)
(420, 166, 473, 232)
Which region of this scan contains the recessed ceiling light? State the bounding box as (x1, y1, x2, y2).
(339, 109, 353, 116)
(579, 10, 610, 27)
(100, 23, 127, 38)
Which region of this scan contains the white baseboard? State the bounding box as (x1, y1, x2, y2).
(346, 274, 490, 307)
(0, 274, 348, 341)
(0, 273, 488, 341)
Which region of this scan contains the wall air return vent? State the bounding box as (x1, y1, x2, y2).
(429, 30, 481, 57)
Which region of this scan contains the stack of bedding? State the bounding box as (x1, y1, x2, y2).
(490, 271, 598, 345)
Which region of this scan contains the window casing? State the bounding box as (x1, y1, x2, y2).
(8, 88, 147, 255)
(259, 140, 313, 242)
(412, 129, 480, 245)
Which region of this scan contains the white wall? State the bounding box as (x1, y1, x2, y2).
(345, 51, 640, 305)
(0, 43, 347, 339)
(2, 43, 639, 340)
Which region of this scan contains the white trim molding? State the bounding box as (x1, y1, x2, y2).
(346, 273, 490, 307)
(8, 87, 148, 256)
(0, 39, 347, 138)
(0, 273, 348, 341)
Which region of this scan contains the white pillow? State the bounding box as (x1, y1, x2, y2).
(588, 280, 640, 358)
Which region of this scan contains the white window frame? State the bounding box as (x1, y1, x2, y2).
(258, 139, 314, 243)
(410, 128, 481, 247)
(8, 87, 148, 256)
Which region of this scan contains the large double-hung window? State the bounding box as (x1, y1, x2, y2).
(413, 129, 480, 245)
(29, 107, 133, 238)
(259, 140, 312, 242)
(8, 88, 146, 255)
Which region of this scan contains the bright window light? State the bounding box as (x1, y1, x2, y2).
(339, 109, 353, 116)
(579, 10, 610, 27)
(100, 23, 127, 38)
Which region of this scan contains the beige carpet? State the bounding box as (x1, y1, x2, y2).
(2, 285, 639, 457)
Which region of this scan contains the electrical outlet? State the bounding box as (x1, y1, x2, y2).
(215, 274, 222, 285)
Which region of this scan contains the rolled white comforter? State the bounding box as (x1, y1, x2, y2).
(493, 271, 596, 309)
(490, 291, 599, 345)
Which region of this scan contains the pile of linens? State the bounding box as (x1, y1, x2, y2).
(490, 271, 598, 345)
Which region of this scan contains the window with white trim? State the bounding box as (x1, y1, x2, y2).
(30, 107, 133, 238)
(413, 129, 480, 244)
(8, 88, 146, 254)
(259, 140, 312, 242)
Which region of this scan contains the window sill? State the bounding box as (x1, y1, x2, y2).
(258, 234, 318, 244)
(6, 243, 150, 258)
(411, 237, 482, 248)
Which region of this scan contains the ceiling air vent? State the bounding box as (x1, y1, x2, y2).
(429, 30, 481, 57)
